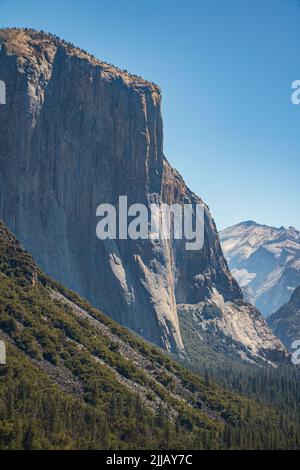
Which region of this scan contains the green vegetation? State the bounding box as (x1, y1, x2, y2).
(0, 221, 299, 449)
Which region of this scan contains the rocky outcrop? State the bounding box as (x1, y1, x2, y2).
(178, 289, 288, 364)
(268, 286, 300, 351)
(0, 29, 288, 362)
(220, 221, 300, 317)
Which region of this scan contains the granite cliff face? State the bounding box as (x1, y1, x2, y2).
(0, 29, 288, 362)
(220, 221, 300, 317)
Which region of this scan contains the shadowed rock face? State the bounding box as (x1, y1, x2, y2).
(268, 287, 300, 351)
(0, 29, 288, 361)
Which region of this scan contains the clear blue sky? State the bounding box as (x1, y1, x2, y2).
(1, 0, 299, 230)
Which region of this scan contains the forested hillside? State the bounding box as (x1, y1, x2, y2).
(0, 221, 298, 449)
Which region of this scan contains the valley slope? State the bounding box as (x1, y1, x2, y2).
(0, 28, 288, 365)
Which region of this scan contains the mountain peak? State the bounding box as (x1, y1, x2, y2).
(291, 285, 300, 302)
(0, 28, 288, 364)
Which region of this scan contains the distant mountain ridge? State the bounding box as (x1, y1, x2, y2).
(220, 221, 300, 316)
